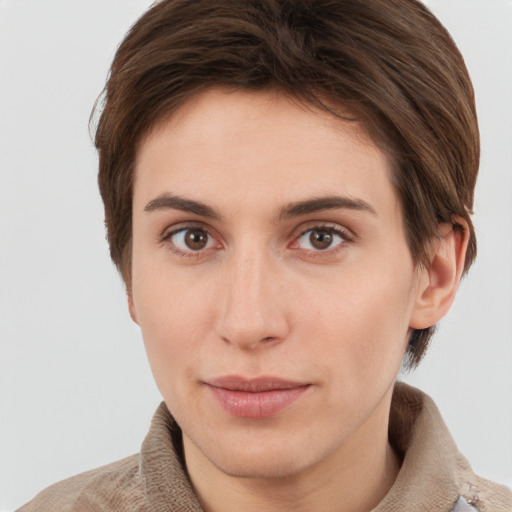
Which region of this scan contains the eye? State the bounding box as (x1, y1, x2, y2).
(295, 227, 346, 251)
(165, 227, 217, 253)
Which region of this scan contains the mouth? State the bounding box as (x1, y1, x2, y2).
(205, 376, 311, 418)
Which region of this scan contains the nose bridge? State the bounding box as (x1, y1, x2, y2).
(216, 242, 287, 349)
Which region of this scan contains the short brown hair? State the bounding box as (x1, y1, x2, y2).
(93, 0, 479, 368)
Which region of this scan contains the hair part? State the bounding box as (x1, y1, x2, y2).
(93, 0, 479, 368)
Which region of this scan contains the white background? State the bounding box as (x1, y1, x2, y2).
(1, 1, 511, 510)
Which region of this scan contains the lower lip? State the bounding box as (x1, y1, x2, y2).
(207, 385, 310, 418)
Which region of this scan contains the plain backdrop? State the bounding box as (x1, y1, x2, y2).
(1, 1, 511, 510)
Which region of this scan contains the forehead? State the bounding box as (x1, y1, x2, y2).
(138, 88, 380, 165)
(133, 88, 399, 221)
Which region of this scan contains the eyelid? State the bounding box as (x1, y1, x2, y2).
(161, 221, 215, 240)
(291, 221, 354, 243)
(288, 222, 354, 257)
(160, 222, 223, 257)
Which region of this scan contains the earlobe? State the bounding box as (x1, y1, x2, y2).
(127, 289, 139, 324)
(410, 220, 469, 330)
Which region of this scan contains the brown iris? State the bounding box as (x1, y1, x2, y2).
(309, 229, 334, 250)
(184, 229, 209, 250)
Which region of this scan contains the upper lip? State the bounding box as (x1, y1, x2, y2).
(207, 376, 309, 392)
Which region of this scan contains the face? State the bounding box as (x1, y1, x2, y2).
(130, 89, 425, 479)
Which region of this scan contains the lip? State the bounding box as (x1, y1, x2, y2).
(205, 376, 310, 418)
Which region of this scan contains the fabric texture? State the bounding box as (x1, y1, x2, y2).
(17, 383, 512, 512)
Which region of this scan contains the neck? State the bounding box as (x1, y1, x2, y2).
(184, 394, 400, 512)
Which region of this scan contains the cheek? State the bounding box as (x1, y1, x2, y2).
(298, 262, 414, 381)
(132, 267, 218, 394)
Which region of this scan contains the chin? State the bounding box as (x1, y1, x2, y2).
(209, 449, 314, 480)
(187, 424, 337, 481)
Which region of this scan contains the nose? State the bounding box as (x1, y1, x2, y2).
(214, 250, 290, 351)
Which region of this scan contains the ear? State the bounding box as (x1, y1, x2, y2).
(410, 219, 469, 330)
(127, 288, 139, 325)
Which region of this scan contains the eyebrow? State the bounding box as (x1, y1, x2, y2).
(144, 194, 221, 220)
(144, 193, 376, 220)
(279, 195, 377, 219)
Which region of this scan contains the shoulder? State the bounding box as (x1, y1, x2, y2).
(452, 460, 512, 512)
(17, 454, 148, 512)
(389, 383, 512, 512)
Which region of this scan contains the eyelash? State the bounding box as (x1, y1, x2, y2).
(160, 223, 352, 259)
(160, 223, 220, 259)
(291, 224, 352, 257)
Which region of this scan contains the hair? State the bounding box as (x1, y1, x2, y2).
(93, 0, 479, 368)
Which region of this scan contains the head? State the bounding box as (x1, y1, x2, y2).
(94, 0, 479, 370)
(92, 0, 479, 486)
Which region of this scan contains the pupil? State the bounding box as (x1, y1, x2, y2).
(310, 230, 333, 250)
(185, 230, 207, 250)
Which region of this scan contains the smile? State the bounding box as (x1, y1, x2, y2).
(205, 376, 311, 418)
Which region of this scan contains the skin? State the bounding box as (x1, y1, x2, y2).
(129, 89, 467, 512)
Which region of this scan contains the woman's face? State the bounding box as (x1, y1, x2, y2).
(129, 89, 426, 479)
